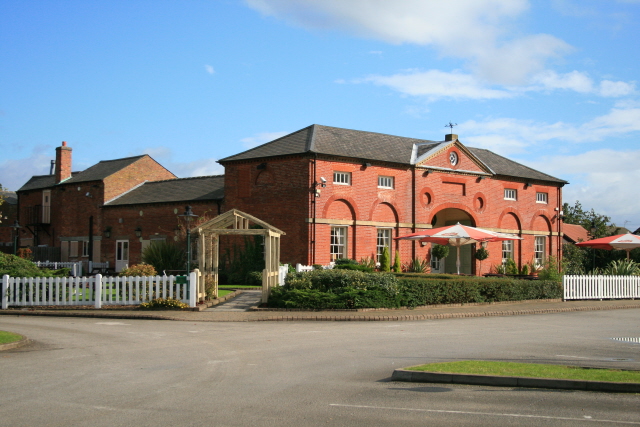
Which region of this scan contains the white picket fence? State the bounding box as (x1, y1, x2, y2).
(1, 273, 197, 309)
(295, 263, 334, 273)
(563, 275, 640, 300)
(35, 261, 83, 277)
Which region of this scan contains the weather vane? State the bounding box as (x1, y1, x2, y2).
(445, 121, 457, 132)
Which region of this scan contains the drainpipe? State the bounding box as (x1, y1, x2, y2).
(311, 154, 318, 265)
(411, 166, 416, 260)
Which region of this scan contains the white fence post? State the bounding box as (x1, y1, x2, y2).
(188, 271, 197, 308)
(2, 275, 8, 310)
(94, 274, 102, 309)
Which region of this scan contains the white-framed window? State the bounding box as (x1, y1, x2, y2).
(330, 227, 347, 261)
(376, 228, 392, 261)
(536, 192, 548, 204)
(502, 240, 513, 265)
(431, 247, 442, 271)
(504, 189, 517, 201)
(333, 171, 351, 185)
(81, 240, 90, 257)
(535, 236, 546, 267)
(378, 176, 394, 189)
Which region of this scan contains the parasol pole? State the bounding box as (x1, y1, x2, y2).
(456, 239, 461, 275)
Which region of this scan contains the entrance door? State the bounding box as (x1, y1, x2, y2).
(444, 220, 473, 275)
(115, 240, 129, 272)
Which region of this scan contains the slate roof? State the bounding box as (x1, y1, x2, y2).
(0, 191, 17, 205)
(105, 175, 224, 206)
(219, 124, 567, 184)
(18, 172, 80, 192)
(467, 148, 567, 184)
(65, 155, 149, 184)
(18, 155, 174, 192)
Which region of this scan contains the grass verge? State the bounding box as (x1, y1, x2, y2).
(0, 331, 23, 345)
(218, 290, 233, 298)
(407, 361, 640, 383)
(219, 285, 261, 289)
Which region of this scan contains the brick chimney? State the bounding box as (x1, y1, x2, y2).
(55, 141, 72, 183)
(445, 134, 458, 142)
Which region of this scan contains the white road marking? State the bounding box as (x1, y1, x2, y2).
(329, 404, 640, 425)
(95, 322, 130, 325)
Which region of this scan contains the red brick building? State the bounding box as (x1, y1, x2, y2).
(219, 125, 567, 275)
(17, 125, 567, 275)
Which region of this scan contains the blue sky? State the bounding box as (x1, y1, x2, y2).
(1, 0, 639, 230)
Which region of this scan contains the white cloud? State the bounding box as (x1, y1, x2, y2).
(459, 106, 640, 153)
(246, 0, 569, 85)
(599, 80, 636, 97)
(529, 70, 594, 93)
(0, 149, 53, 191)
(525, 149, 640, 228)
(168, 158, 224, 178)
(140, 146, 223, 177)
(205, 64, 215, 75)
(362, 69, 512, 100)
(240, 131, 289, 149)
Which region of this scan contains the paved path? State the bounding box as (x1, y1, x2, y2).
(204, 290, 262, 311)
(1, 297, 639, 322)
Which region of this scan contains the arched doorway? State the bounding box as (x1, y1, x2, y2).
(430, 208, 475, 275)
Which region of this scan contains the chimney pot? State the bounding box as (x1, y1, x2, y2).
(62, 141, 67, 147)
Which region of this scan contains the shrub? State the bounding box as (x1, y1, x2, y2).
(333, 263, 374, 273)
(219, 233, 265, 284)
(269, 273, 562, 309)
(284, 269, 398, 294)
(247, 270, 263, 286)
(0, 253, 46, 278)
(139, 298, 188, 310)
(335, 258, 358, 266)
(16, 248, 32, 260)
(601, 259, 640, 276)
(505, 258, 518, 275)
(393, 251, 402, 273)
(538, 256, 562, 282)
(404, 258, 428, 273)
(119, 263, 157, 277)
(431, 244, 449, 260)
(380, 246, 391, 272)
(142, 240, 186, 273)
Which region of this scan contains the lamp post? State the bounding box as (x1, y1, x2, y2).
(11, 220, 21, 255)
(179, 206, 198, 275)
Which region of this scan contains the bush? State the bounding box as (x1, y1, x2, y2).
(380, 246, 391, 272)
(404, 258, 428, 273)
(335, 258, 358, 266)
(601, 259, 640, 276)
(119, 263, 157, 277)
(538, 256, 562, 282)
(432, 244, 449, 260)
(269, 270, 562, 309)
(393, 251, 402, 272)
(142, 240, 186, 273)
(333, 263, 374, 273)
(284, 269, 398, 293)
(0, 253, 49, 278)
(139, 298, 188, 310)
(247, 270, 263, 286)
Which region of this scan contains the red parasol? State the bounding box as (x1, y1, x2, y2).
(576, 233, 640, 260)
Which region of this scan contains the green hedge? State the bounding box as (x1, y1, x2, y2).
(268, 270, 562, 309)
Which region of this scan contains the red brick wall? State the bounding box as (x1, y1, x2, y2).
(103, 156, 175, 202)
(223, 157, 311, 264)
(101, 201, 219, 266)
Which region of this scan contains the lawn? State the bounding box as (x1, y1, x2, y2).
(407, 361, 640, 383)
(219, 285, 261, 289)
(0, 331, 23, 345)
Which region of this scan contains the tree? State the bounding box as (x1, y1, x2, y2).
(0, 183, 5, 224)
(562, 201, 613, 239)
(562, 200, 625, 272)
(379, 246, 391, 272)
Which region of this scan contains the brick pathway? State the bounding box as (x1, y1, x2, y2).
(1, 297, 639, 322)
